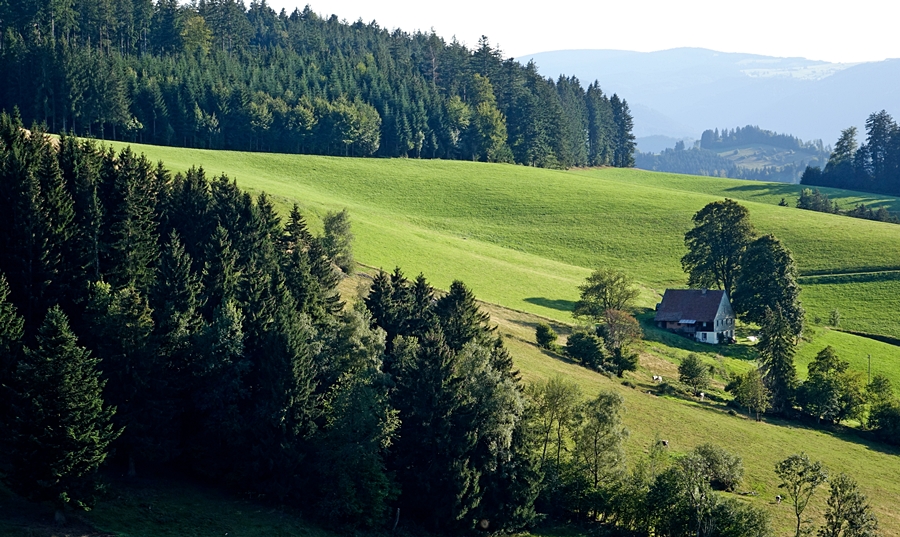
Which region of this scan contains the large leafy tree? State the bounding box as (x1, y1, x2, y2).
(678, 353, 711, 393)
(727, 368, 770, 420)
(820, 473, 879, 537)
(573, 391, 627, 495)
(3, 306, 119, 522)
(572, 268, 639, 321)
(681, 199, 755, 297)
(733, 234, 804, 338)
(799, 346, 866, 425)
(320, 208, 354, 275)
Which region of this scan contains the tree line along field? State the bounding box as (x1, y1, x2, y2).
(97, 140, 900, 533)
(107, 139, 900, 398)
(3, 136, 895, 536)
(108, 141, 900, 337)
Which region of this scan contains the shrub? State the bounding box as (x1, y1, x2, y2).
(870, 403, 900, 445)
(609, 347, 639, 377)
(565, 330, 608, 371)
(692, 443, 744, 491)
(535, 323, 558, 350)
(678, 353, 711, 392)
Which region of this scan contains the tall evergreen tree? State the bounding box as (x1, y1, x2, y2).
(99, 148, 159, 294)
(733, 234, 804, 338)
(434, 279, 493, 352)
(86, 282, 165, 474)
(756, 306, 798, 414)
(0, 272, 25, 441)
(3, 306, 119, 522)
(681, 199, 755, 297)
(610, 94, 635, 167)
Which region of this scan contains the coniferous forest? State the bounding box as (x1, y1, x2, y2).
(0, 113, 782, 535)
(801, 110, 900, 195)
(0, 0, 635, 167)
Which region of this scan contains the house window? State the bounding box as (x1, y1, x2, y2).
(701, 333, 706, 341)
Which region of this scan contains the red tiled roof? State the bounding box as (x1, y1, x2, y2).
(654, 289, 728, 323)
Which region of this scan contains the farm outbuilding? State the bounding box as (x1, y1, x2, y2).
(654, 289, 735, 344)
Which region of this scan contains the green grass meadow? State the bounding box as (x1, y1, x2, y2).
(83, 143, 900, 535)
(481, 300, 900, 536)
(111, 142, 900, 335)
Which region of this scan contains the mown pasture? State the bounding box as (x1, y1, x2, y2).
(48, 141, 900, 535)
(111, 142, 900, 337)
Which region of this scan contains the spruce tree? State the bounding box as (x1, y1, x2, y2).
(99, 148, 159, 294)
(58, 136, 104, 292)
(86, 283, 163, 474)
(434, 279, 493, 352)
(3, 306, 119, 521)
(0, 272, 25, 441)
(757, 306, 798, 413)
(733, 234, 804, 338)
(0, 113, 63, 330)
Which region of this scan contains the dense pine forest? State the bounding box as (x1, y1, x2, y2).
(0, 0, 635, 167)
(801, 110, 900, 196)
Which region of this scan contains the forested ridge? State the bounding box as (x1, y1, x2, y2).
(0, 0, 635, 167)
(636, 126, 828, 183)
(700, 125, 827, 155)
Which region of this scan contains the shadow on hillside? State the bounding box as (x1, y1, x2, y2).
(722, 182, 800, 201)
(524, 297, 576, 312)
(724, 183, 900, 211)
(758, 414, 900, 458)
(662, 393, 900, 457)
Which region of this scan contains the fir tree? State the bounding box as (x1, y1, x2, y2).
(757, 306, 798, 413)
(3, 306, 119, 521)
(434, 279, 493, 352)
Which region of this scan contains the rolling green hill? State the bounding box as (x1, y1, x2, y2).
(25, 140, 897, 536)
(110, 141, 900, 339)
(715, 143, 825, 171)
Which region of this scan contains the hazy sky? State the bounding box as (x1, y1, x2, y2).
(260, 0, 900, 64)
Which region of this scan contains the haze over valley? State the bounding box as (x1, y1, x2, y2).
(519, 48, 900, 147)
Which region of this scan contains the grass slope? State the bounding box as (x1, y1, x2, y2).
(112, 142, 900, 338)
(478, 300, 900, 536)
(7, 141, 900, 534)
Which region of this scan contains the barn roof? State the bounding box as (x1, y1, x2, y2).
(654, 289, 729, 323)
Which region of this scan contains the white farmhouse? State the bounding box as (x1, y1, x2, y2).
(653, 289, 735, 344)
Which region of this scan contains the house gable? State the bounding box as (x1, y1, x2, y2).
(655, 289, 735, 344)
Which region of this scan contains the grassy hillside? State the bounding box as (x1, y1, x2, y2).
(488, 300, 900, 535)
(714, 143, 824, 171)
(110, 142, 900, 338)
(7, 142, 900, 535)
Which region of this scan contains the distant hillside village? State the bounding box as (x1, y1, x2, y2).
(0, 0, 635, 167)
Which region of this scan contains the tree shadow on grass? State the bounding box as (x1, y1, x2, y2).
(681, 397, 900, 457)
(722, 182, 803, 201)
(723, 182, 900, 212)
(524, 297, 576, 313)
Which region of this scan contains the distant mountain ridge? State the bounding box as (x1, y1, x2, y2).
(516, 48, 900, 143)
